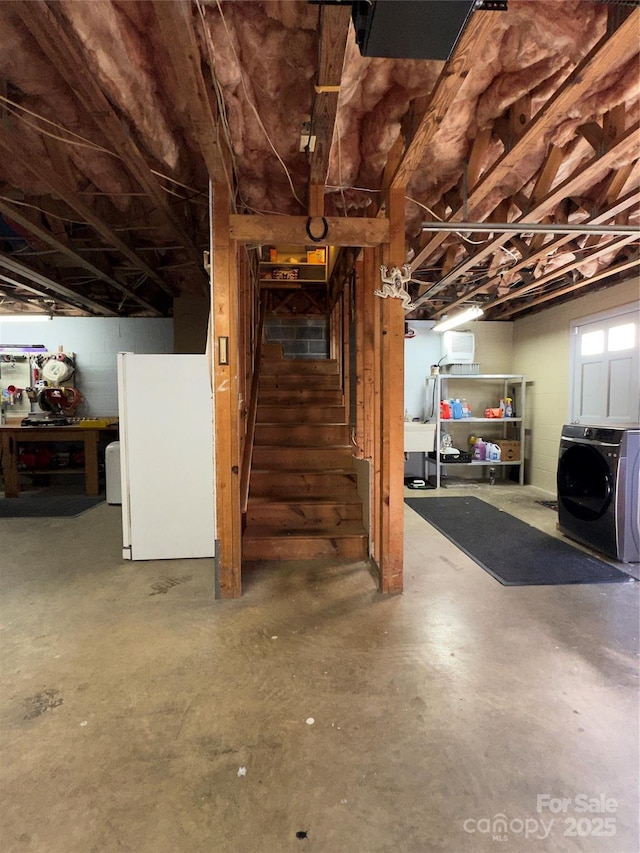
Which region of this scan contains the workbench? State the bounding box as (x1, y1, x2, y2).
(0, 424, 117, 498)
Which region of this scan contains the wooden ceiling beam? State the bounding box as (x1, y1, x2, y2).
(465, 127, 493, 191)
(308, 4, 351, 198)
(0, 132, 172, 296)
(605, 162, 637, 205)
(411, 9, 640, 268)
(0, 282, 39, 311)
(483, 233, 639, 312)
(13, 3, 205, 277)
(390, 10, 503, 190)
(497, 254, 640, 319)
(432, 187, 640, 317)
(229, 215, 388, 246)
(412, 124, 639, 313)
(152, 0, 231, 190)
(0, 199, 162, 316)
(0, 253, 117, 315)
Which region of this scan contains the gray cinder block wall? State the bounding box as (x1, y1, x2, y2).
(265, 317, 328, 359)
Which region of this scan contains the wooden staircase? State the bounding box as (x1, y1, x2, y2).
(243, 349, 368, 561)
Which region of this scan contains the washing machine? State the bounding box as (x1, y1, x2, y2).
(557, 425, 640, 562)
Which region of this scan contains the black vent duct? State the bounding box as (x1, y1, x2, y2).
(351, 0, 477, 60)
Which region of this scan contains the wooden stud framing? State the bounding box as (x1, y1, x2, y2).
(377, 187, 405, 593)
(372, 245, 383, 566)
(342, 283, 351, 428)
(211, 182, 242, 598)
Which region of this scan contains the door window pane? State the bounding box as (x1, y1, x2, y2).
(607, 322, 635, 352)
(581, 329, 604, 355)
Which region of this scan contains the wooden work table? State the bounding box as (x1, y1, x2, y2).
(0, 423, 118, 498)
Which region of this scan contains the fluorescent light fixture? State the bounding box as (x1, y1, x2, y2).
(432, 306, 484, 333)
(0, 314, 52, 322)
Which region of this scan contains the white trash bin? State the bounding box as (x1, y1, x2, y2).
(105, 441, 122, 505)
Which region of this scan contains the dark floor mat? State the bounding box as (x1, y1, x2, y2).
(405, 496, 634, 586)
(0, 492, 105, 518)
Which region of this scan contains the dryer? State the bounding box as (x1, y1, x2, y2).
(557, 425, 640, 563)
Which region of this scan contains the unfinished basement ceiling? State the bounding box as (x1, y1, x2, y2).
(0, 0, 637, 319)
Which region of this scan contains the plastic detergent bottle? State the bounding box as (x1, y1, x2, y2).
(473, 438, 486, 461)
(440, 400, 451, 419)
(486, 442, 501, 462)
(505, 398, 513, 417)
(451, 399, 463, 419)
(461, 399, 470, 418)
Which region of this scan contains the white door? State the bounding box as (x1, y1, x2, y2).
(570, 305, 640, 425)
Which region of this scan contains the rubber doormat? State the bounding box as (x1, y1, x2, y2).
(406, 496, 634, 586)
(0, 493, 105, 518)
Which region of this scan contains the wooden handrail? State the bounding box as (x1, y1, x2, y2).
(240, 301, 266, 516)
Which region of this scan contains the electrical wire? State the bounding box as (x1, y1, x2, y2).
(406, 196, 494, 247)
(195, 0, 241, 212)
(0, 94, 115, 154)
(0, 195, 88, 225)
(213, 0, 305, 211)
(0, 94, 207, 205)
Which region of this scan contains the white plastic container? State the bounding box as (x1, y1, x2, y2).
(485, 442, 501, 462)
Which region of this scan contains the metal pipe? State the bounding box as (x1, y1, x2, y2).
(421, 222, 639, 236)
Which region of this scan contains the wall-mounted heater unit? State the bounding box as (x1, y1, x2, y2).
(441, 331, 475, 364)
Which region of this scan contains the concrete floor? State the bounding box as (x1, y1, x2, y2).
(0, 481, 638, 852)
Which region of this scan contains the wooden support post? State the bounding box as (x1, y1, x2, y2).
(342, 283, 351, 427)
(309, 184, 325, 218)
(372, 245, 383, 566)
(330, 299, 340, 363)
(211, 182, 242, 598)
(378, 187, 405, 593)
(354, 257, 366, 458)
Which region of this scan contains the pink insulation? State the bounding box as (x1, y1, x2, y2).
(0, 0, 636, 318)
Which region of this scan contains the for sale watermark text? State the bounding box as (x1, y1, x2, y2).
(462, 794, 618, 842)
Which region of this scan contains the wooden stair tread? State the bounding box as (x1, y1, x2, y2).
(247, 496, 360, 504)
(250, 465, 355, 473)
(246, 348, 366, 562)
(244, 523, 366, 538)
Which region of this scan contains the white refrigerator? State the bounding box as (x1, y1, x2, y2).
(117, 353, 215, 560)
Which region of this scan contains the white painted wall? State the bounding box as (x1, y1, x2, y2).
(512, 277, 639, 494)
(0, 317, 172, 416)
